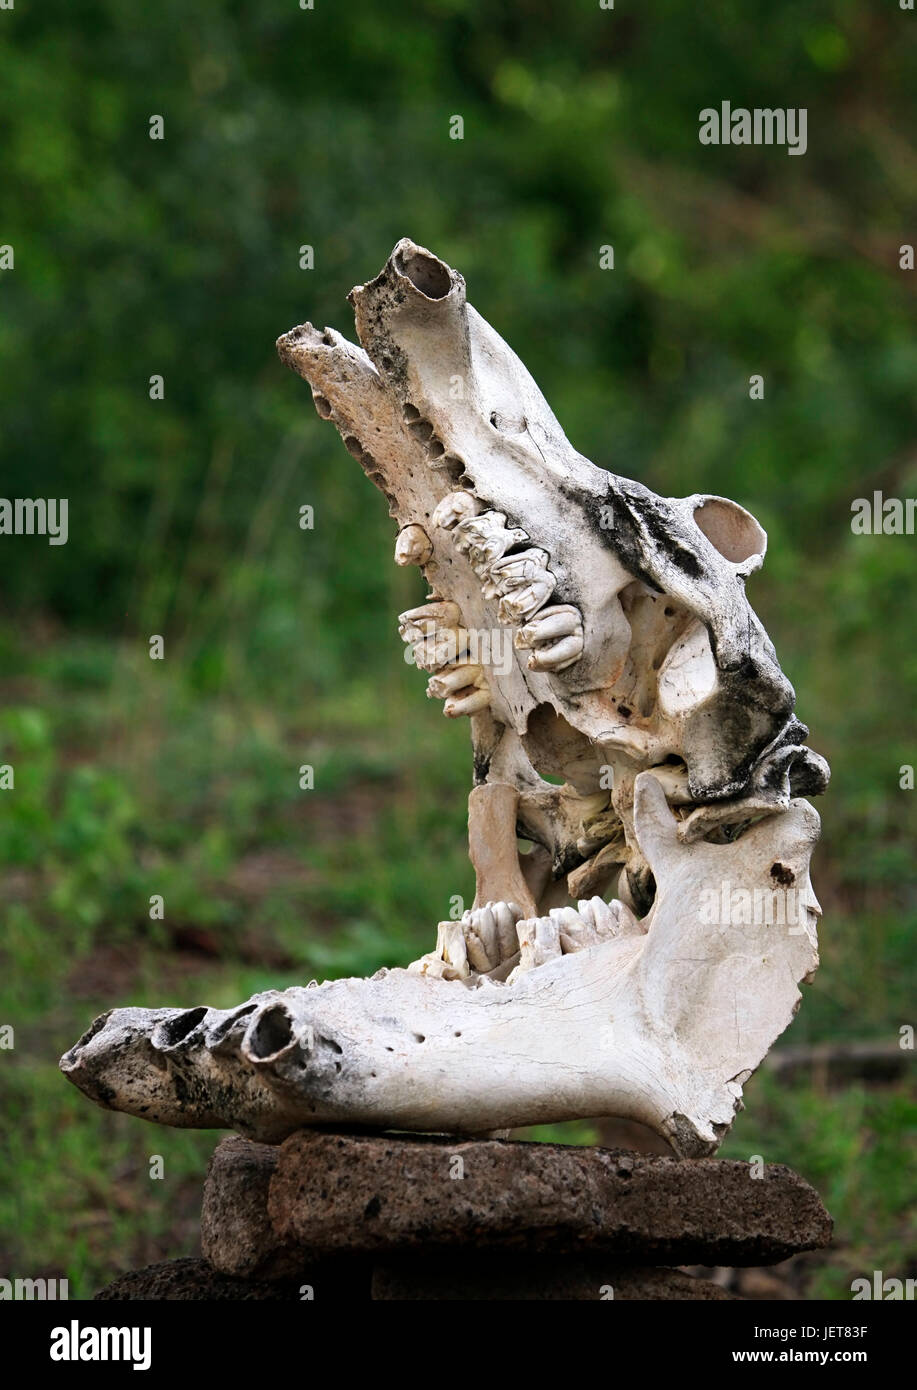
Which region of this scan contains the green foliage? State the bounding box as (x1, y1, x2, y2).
(0, 0, 914, 1297)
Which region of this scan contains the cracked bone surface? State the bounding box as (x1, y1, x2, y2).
(61, 241, 829, 1155)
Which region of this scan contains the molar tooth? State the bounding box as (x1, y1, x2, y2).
(527, 633, 584, 672)
(470, 530, 528, 569)
(431, 492, 480, 530)
(439, 921, 470, 978)
(398, 600, 462, 640)
(497, 577, 555, 625)
(493, 901, 523, 959)
(427, 663, 484, 699)
(443, 686, 491, 718)
(486, 548, 550, 591)
(394, 524, 433, 567)
(413, 627, 470, 672)
(512, 915, 562, 974)
(515, 604, 582, 649)
(453, 512, 529, 568)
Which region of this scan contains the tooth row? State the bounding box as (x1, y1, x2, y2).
(450, 506, 558, 625)
(515, 603, 585, 673)
(409, 901, 525, 979)
(508, 897, 645, 979)
(397, 600, 491, 718)
(431, 492, 585, 672)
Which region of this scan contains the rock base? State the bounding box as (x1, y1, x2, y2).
(96, 1130, 833, 1301)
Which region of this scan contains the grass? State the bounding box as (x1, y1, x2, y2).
(0, 617, 914, 1298)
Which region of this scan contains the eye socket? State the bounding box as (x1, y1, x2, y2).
(693, 498, 765, 565)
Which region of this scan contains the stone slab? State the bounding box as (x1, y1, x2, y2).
(201, 1130, 831, 1276)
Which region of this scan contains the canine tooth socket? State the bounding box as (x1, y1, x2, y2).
(443, 687, 491, 717)
(395, 524, 433, 567)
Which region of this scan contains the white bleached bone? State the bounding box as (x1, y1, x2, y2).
(60, 775, 822, 1154)
(61, 241, 830, 1157)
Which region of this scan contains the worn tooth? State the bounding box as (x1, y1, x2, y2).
(482, 550, 550, 599)
(515, 604, 582, 650)
(454, 511, 507, 546)
(583, 894, 643, 939)
(498, 578, 555, 625)
(576, 899, 597, 931)
(427, 663, 484, 699)
(408, 952, 451, 979)
(412, 627, 470, 672)
(527, 633, 584, 672)
(439, 920, 470, 978)
(470, 531, 529, 570)
(432, 492, 480, 531)
(399, 600, 462, 625)
(513, 915, 562, 973)
(487, 548, 550, 588)
(577, 809, 620, 850)
(443, 686, 491, 718)
(398, 601, 462, 639)
(549, 906, 588, 953)
(493, 901, 522, 959)
(464, 906, 497, 973)
(581, 896, 617, 937)
(394, 524, 433, 567)
(549, 906, 584, 927)
(453, 512, 530, 568)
